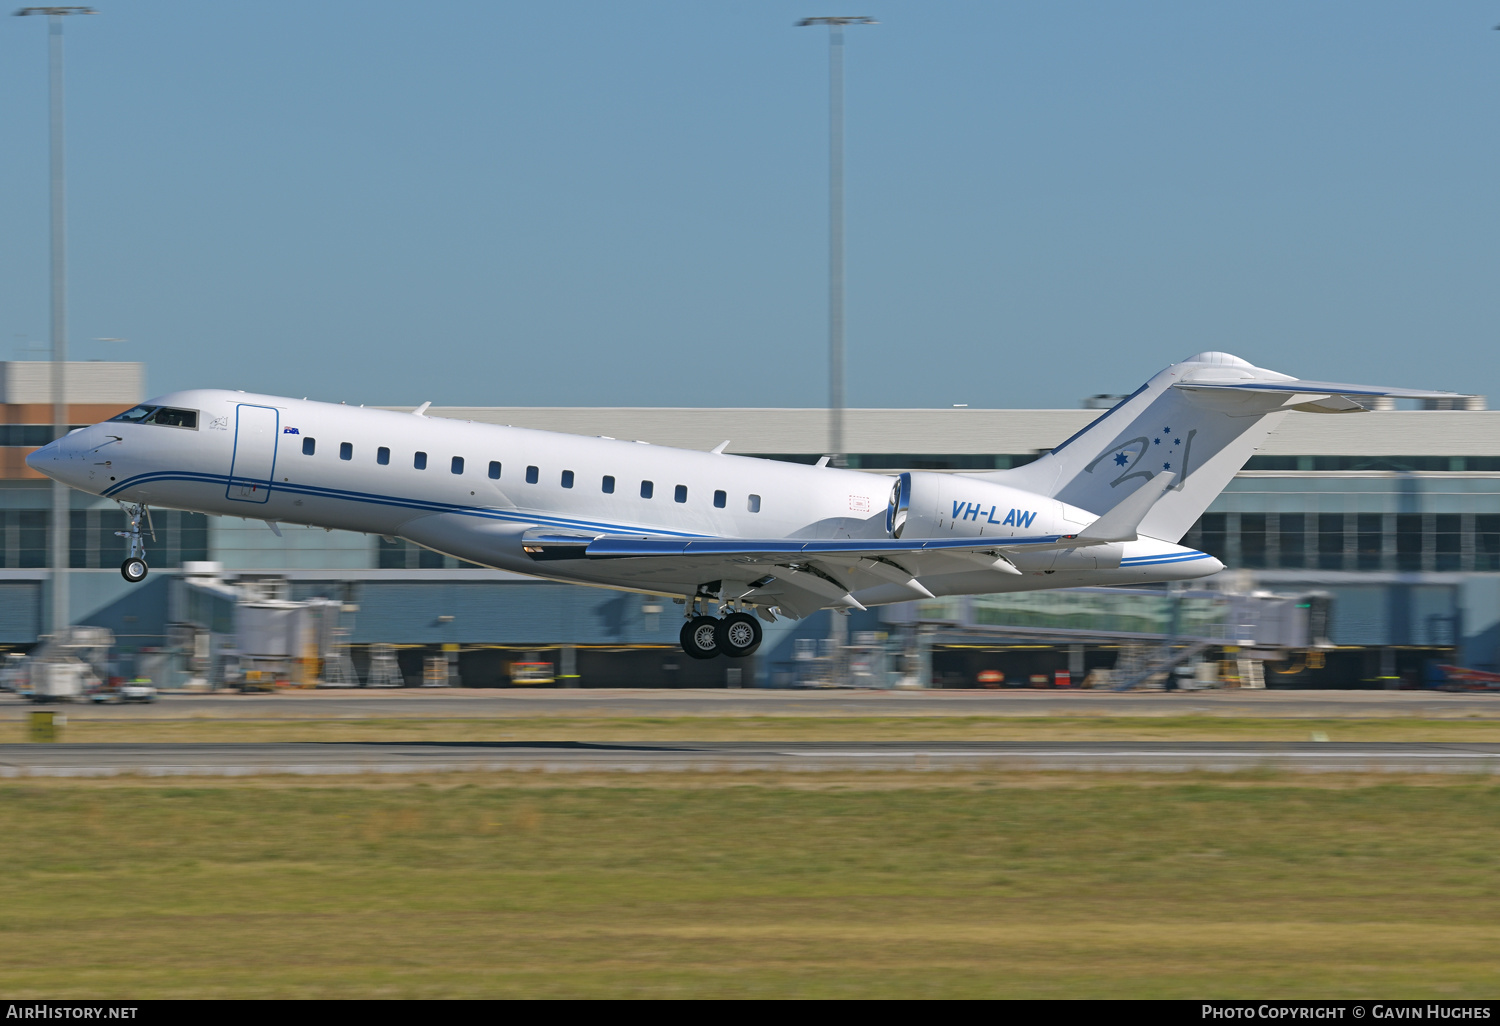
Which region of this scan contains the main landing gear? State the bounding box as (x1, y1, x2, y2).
(679, 601, 763, 661)
(116, 503, 153, 583)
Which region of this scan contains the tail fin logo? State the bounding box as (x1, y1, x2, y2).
(1084, 427, 1196, 491)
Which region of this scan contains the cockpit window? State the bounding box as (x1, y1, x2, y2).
(149, 407, 198, 429)
(109, 405, 197, 429)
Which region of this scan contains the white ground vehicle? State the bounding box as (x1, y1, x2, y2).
(89, 679, 157, 704)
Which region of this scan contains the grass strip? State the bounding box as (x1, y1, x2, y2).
(1, 772, 1497, 997)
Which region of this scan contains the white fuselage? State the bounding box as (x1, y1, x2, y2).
(29, 389, 1221, 607)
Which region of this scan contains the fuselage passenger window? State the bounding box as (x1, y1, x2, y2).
(602, 475, 615, 494)
(526, 466, 539, 484)
(488, 461, 501, 480)
(340, 442, 353, 461)
(640, 480, 654, 499)
(451, 456, 464, 475)
(302, 437, 316, 456)
(674, 485, 687, 503)
(561, 470, 574, 488)
(747, 494, 761, 513)
(414, 451, 427, 470)
(377, 447, 390, 465)
(713, 490, 726, 508)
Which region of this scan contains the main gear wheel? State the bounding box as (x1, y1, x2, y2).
(680, 615, 721, 660)
(715, 612, 763, 658)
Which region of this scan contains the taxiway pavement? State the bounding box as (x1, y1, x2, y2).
(3, 688, 1497, 720)
(2, 740, 1498, 776)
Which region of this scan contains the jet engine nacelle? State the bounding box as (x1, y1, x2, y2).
(887, 471, 1121, 571)
(887, 471, 1072, 540)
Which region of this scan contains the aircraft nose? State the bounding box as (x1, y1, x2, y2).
(25, 441, 57, 475)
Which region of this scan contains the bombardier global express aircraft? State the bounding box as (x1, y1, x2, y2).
(26, 352, 1459, 660)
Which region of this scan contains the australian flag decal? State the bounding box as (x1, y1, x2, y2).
(283, 427, 299, 434)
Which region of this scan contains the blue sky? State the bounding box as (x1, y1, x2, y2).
(1, 2, 1498, 409)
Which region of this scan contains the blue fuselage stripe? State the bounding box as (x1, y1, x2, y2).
(1119, 551, 1212, 566)
(103, 469, 709, 539)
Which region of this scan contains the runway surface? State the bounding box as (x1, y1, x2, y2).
(3, 740, 1499, 776)
(4, 688, 1498, 720)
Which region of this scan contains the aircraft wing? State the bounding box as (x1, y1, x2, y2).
(523, 530, 1088, 616)
(518, 474, 1177, 616)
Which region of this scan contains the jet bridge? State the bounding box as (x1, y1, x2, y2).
(879, 586, 1332, 690)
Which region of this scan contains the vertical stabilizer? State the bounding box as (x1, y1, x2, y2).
(978, 352, 1461, 542)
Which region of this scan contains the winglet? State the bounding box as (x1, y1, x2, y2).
(1076, 472, 1176, 543)
(711, 440, 730, 455)
(413, 401, 431, 417)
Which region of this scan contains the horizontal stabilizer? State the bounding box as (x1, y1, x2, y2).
(1076, 472, 1175, 544)
(1173, 379, 1469, 407)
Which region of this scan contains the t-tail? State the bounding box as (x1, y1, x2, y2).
(980, 351, 1466, 543)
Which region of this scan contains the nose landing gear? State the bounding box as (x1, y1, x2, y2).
(116, 503, 154, 583)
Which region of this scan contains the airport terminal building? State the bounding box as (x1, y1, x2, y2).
(2, 362, 1498, 687)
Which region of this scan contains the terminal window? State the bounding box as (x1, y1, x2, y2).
(1239, 514, 1267, 569)
(1278, 513, 1305, 569)
(1186, 509, 1500, 573)
(1396, 514, 1423, 571)
(378, 536, 483, 570)
(1478, 515, 1500, 571)
(1318, 514, 1345, 570)
(1436, 514, 1461, 571)
(1195, 513, 1227, 563)
(1357, 514, 1384, 571)
(57, 509, 208, 570)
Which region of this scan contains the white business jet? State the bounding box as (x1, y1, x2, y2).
(27, 351, 1458, 660)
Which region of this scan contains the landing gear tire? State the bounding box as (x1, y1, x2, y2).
(121, 557, 148, 583)
(680, 616, 721, 660)
(715, 612, 762, 658)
